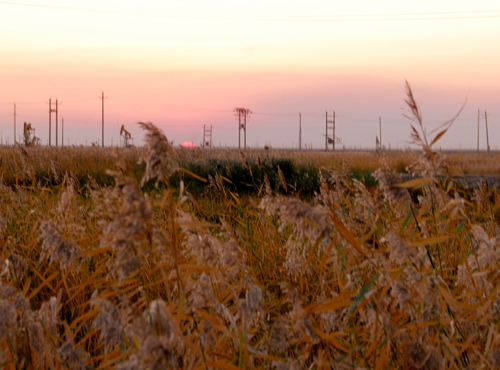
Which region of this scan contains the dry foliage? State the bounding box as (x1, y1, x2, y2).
(1, 86, 500, 368)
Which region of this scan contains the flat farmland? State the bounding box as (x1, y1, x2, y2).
(1, 129, 500, 368)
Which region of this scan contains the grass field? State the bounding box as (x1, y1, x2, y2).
(2, 142, 500, 192)
(2, 92, 500, 368)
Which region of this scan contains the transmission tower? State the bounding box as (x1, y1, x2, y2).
(325, 111, 336, 151)
(47, 98, 60, 146)
(234, 108, 251, 150)
(203, 125, 212, 149)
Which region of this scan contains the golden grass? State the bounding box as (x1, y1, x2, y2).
(1, 87, 500, 368)
(1, 143, 500, 189)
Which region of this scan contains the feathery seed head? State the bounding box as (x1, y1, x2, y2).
(471, 224, 500, 270)
(406, 340, 444, 370)
(240, 282, 264, 327)
(138, 122, 179, 187)
(385, 233, 418, 264)
(36, 296, 60, 335)
(39, 221, 80, 271)
(260, 196, 331, 243)
(373, 168, 410, 207)
(50, 160, 63, 182)
(54, 180, 76, 221)
(0, 254, 27, 281)
(147, 299, 175, 336)
(0, 215, 6, 235)
(283, 238, 306, 277)
(91, 295, 124, 349)
(58, 342, 90, 370)
(0, 299, 16, 337)
(146, 300, 179, 350)
(390, 281, 410, 308)
(263, 174, 272, 196)
(269, 316, 291, 354)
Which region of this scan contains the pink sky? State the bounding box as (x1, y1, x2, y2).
(1, 1, 500, 149)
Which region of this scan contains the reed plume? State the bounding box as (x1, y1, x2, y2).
(138, 122, 179, 186)
(39, 220, 80, 271)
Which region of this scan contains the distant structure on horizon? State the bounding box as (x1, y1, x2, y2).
(234, 107, 251, 150)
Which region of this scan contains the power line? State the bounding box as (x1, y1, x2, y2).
(0, 100, 45, 105)
(1, 1, 500, 21)
(61, 97, 97, 103)
(252, 112, 298, 117)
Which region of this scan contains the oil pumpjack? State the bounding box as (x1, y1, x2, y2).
(120, 125, 134, 147)
(23, 122, 39, 147)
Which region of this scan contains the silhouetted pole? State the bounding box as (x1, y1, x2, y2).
(333, 111, 336, 151)
(47, 98, 57, 146)
(379, 116, 382, 150)
(234, 108, 251, 150)
(13, 103, 16, 147)
(299, 113, 302, 150)
(485, 111, 490, 155)
(101, 92, 104, 148)
(325, 111, 328, 151)
(203, 125, 213, 149)
(99, 92, 107, 148)
(477, 109, 480, 153)
(62, 118, 64, 148)
(55, 99, 58, 147)
(49, 99, 51, 146)
(325, 111, 335, 151)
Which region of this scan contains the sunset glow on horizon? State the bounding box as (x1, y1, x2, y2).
(1, 0, 500, 149)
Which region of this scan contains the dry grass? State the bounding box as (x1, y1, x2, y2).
(0, 140, 499, 189)
(1, 87, 500, 368)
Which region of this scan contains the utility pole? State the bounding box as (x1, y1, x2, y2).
(234, 108, 251, 150)
(47, 98, 60, 146)
(62, 118, 64, 148)
(325, 111, 328, 151)
(325, 111, 335, 151)
(13, 103, 16, 147)
(379, 117, 382, 150)
(477, 109, 480, 153)
(244, 111, 247, 150)
(333, 111, 336, 151)
(299, 113, 302, 151)
(49, 98, 54, 146)
(49, 98, 51, 146)
(55, 99, 59, 146)
(99, 92, 108, 148)
(485, 111, 490, 155)
(203, 125, 212, 149)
